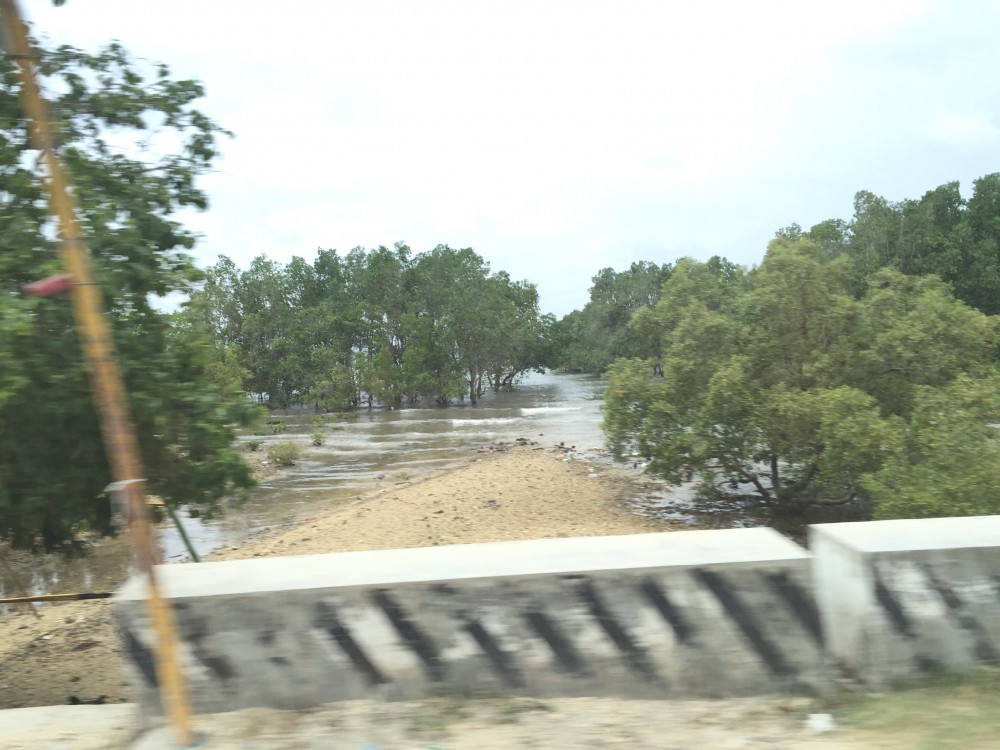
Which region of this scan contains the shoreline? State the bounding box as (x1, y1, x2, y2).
(209, 441, 673, 562)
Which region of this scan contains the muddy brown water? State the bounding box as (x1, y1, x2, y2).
(161, 371, 613, 561)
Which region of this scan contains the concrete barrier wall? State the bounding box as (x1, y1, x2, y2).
(114, 529, 828, 714)
(115, 517, 1000, 714)
(810, 516, 1000, 686)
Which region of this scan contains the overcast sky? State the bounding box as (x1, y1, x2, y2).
(23, 0, 1000, 317)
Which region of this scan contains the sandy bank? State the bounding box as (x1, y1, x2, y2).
(0, 444, 668, 709)
(212, 443, 668, 561)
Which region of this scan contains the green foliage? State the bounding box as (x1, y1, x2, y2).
(604, 238, 1000, 519)
(0, 37, 256, 548)
(246, 440, 262, 452)
(265, 416, 287, 434)
(196, 243, 550, 409)
(548, 261, 673, 373)
(310, 431, 325, 447)
(307, 363, 357, 412)
(806, 175, 1000, 314)
(862, 376, 1000, 518)
(266, 442, 302, 466)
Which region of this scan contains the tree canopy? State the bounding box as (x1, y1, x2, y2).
(547, 261, 672, 373)
(0, 39, 257, 548)
(193, 243, 551, 409)
(794, 175, 1000, 314)
(603, 238, 1000, 520)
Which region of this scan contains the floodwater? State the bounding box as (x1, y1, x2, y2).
(160, 371, 613, 561)
(0, 371, 763, 603)
(161, 370, 770, 562)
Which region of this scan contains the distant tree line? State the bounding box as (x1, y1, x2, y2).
(186, 243, 551, 410)
(548, 174, 1000, 375)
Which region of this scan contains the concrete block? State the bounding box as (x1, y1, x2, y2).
(0, 703, 140, 749)
(810, 516, 1000, 685)
(114, 529, 828, 714)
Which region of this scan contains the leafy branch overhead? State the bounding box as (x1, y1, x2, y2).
(0, 34, 255, 548)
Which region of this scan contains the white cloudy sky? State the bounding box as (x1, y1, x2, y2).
(23, 0, 1000, 317)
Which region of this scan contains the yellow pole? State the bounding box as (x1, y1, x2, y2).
(0, 3, 195, 744)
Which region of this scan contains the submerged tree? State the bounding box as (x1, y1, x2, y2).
(603, 239, 1000, 520)
(196, 244, 550, 409)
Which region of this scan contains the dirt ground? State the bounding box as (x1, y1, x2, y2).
(130, 696, 883, 750)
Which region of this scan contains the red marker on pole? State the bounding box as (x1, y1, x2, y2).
(24, 273, 73, 297)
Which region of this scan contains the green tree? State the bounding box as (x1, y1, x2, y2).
(196, 243, 549, 410)
(352, 244, 411, 407)
(404, 245, 547, 405)
(549, 261, 672, 373)
(956, 174, 1000, 313)
(484, 274, 549, 391)
(848, 190, 902, 285)
(805, 176, 1000, 315)
(0, 39, 257, 548)
(604, 239, 1000, 520)
(862, 375, 1000, 518)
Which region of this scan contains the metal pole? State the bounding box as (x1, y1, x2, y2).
(0, 3, 195, 744)
(164, 503, 203, 563)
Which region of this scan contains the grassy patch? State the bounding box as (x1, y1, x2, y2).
(491, 698, 552, 725)
(403, 698, 471, 739)
(265, 416, 288, 434)
(267, 442, 302, 466)
(826, 668, 1000, 749)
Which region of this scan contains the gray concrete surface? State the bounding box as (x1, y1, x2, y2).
(116, 528, 812, 599)
(115, 529, 829, 714)
(811, 516, 1000, 685)
(0, 703, 139, 749)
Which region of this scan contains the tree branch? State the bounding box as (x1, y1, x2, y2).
(741, 472, 773, 504)
(807, 491, 859, 508)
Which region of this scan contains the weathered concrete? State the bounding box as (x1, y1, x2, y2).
(0, 703, 139, 749)
(115, 529, 829, 713)
(810, 516, 1000, 685)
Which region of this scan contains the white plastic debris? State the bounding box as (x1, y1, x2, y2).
(805, 713, 836, 733)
